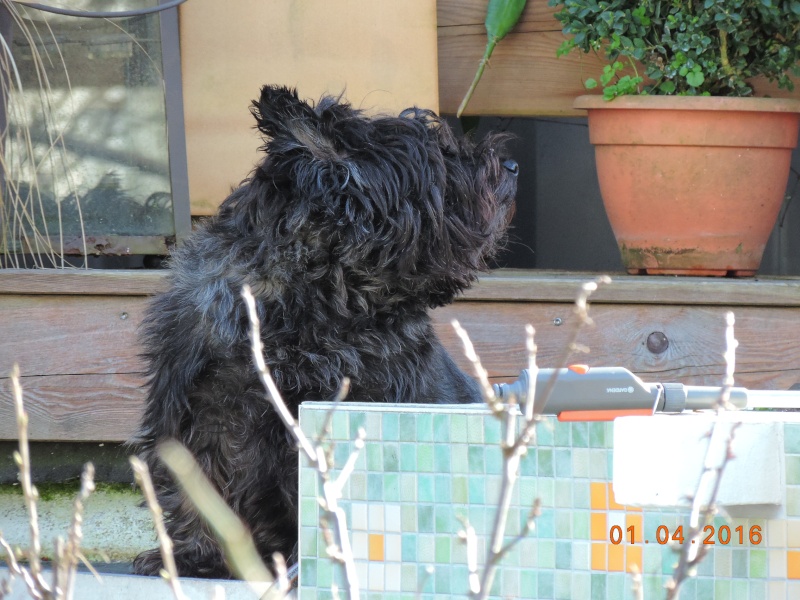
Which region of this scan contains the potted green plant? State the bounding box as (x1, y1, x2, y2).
(550, 0, 800, 276)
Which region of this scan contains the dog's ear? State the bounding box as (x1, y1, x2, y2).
(251, 85, 343, 161)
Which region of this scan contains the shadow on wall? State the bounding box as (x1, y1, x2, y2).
(446, 116, 800, 276)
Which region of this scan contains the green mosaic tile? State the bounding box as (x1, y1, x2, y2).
(416, 413, 433, 442)
(589, 422, 606, 447)
(467, 414, 484, 444)
(786, 424, 800, 453)
(555, 540, 572, 569)
(433, 444, 450, 472)
(537, 420, 555, 446)
(400, 473, 416, 502)
(349, 472, 367, 500)
(521, 571, 537, 597)
(367, 444, 382, 471)
(730, 579, 749, 600)
(555, 511, 572, 539)
(334, 443, 351, 468)
(434, 474, 451, 503)
(417, 444, 434, 472)
(714, 579, 732, 600)
(348, 411, 366, 435)
(732, 548, 748, 577)
(367, 473, 383, 501)
(301, 498, 318, 527)
(553, 421, 571, 447)
(554, 570, 572, 600)
(537, 509, 555, 539)
(468, 476, 486, 504)
(748, 579, 766, 599)
(537, 477, 555, 506)
(381, 412, 399, 441)
(554, 479, 573, 509)
(452, 476, 468, 503)
(434, 505, 453, 534)
(432, 414, 449, 443)
(485, 447, 502, 474)
(573, 480, 591, 509)
(503, 568, 520, 598)
(448, 413, 467, 443)
(418, 474, 434, 502)
(554, 449, 572, 477)
(450, 444, 467, 473)
(590, 573, 606, 600)
(417, 534, 435, 563)
(385, 473, 401, 502)
(538, 570, 554, 598)
(434, 537, 450, 563)
(399, 413, 416, 441)
(573, 511, 589, 539)
(520, 449, 537, 476)
(485, 417, 502, 444)
(787, 486, 800, 516)
(301, 558, 317, 587)
(589, 449, 608, 478)
(316, 559, 333, 588)
(696, 578, 714, 599)
(715, 547, 732, 577)
(418, 504, 434, 533)
(401, 533, 416, 562)
(538, 448, 554, 477)
(571, 421, 589, 447)
(468, 446, 485, 472)
(401, 504, 416, 529)
(383, 443, 399, 471)
(399, 443, 416, 471)
(605, 573, 626, 600)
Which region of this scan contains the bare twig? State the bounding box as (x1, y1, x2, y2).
(129, 456, 188, 600)
(665, 312, 741, 599)
(242, 285, 363, 600)
(453, 277, 609, 600)
(59, 462, 96, 600)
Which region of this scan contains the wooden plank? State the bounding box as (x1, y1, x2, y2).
(437, 0, 559, 31)
(0, 373, 144, 442)
(0, 269, 166, 296)
(436, 0, 800, 116)
(2, 297, 798, 441)
(0, 296, 146, 378)
(460, 271, 800, 307)
(432, 302, 800, 391)
(2, 269, 799, 306)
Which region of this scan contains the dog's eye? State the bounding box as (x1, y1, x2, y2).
(502, 159, 519, 176)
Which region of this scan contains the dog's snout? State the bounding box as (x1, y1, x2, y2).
(503, 159, 519, 176)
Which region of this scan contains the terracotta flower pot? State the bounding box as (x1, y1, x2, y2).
(574, 95, 800, 276)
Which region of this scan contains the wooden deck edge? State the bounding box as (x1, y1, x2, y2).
(1, 268, 799, 306)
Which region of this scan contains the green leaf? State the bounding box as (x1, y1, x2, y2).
(659, 80, 677, 93)
(686, 70, 705, 87)
(585, 78, 599, 89)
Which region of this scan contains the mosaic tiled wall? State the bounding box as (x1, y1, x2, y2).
(297, 404, 800, 600)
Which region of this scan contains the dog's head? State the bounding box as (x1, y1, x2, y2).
(246, 85, 517, 310)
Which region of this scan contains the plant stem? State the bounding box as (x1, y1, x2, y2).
(457, 38, 498, 118)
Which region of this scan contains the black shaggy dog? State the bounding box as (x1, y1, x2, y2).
(132, 85, 518, 578)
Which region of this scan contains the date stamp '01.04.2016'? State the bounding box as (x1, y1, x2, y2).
(610, 525, 764, 546)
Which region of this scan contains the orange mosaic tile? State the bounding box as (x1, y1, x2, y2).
(626, 514, 643, 543)
(590, 482, 607, 510)
(591, 543, 607, 571)
(368, 533, 384, 561)
(626, 545, 643, 573)
(608, 542, 624, 572)
(788, 550, 800, 579)
(591, 512, 607, 541)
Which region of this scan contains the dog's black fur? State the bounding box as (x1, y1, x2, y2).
(131, 85, 518, 578)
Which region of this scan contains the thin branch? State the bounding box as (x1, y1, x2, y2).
(130, 456, 188, 600)
(242, 285, 317, 462)
(665, 312, 741, 599)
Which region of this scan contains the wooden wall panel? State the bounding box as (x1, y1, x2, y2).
(179, 0, 440, 215)
(2, 271, 799, 441)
